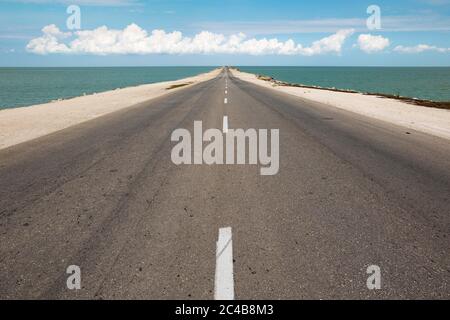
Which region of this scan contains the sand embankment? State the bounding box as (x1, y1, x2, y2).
(231, 69, 450, 141)
(0, 68, 221, 150)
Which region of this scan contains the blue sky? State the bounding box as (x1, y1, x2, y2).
(0, 0, 449, 66)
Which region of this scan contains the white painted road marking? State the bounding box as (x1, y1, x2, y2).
(225, 90, 227, 95)
(214, 227, 234, 300)
(224, 98, 228, 104)
(223, 116, 228, 133)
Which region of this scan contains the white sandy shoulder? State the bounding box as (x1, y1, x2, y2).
(0, 68, 221, 150)
(231, 69, 450, 141)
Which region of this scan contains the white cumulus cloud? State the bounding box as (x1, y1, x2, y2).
(356, 34, 390, 53)
(393, 44, 450, 53)
(26, 24, 71, 54)
(26, 24, 355, 56)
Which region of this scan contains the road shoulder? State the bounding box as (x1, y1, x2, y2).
(0, 68, 222, 150)
(230, 69, 450, 141)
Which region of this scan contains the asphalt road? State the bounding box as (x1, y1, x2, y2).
(0, 68, 449, 299)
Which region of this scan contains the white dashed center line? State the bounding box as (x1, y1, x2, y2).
(214, 227, 234, 300)
(224, 98, 228, 104)
(222, 116, 228, 133)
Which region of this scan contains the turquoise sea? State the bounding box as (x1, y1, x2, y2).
(1, 66, 449, 109)
(239, 67, 450, 102)
(0, 67, 216, 109)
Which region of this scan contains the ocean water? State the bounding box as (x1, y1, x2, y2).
(1, 66, 449, 110)
(0, 67, 216, 109)
(238, 67, 450, 102)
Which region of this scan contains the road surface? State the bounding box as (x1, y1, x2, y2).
(0, 68, 449, 299)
